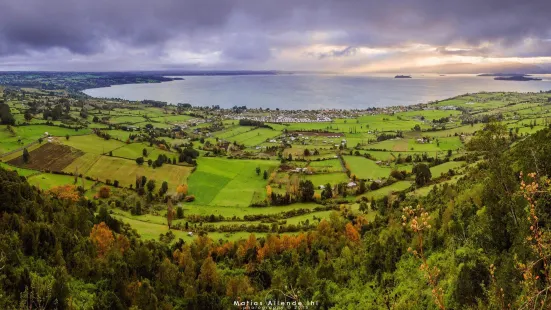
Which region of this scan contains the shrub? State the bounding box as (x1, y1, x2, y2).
(98, 186, 111, 199)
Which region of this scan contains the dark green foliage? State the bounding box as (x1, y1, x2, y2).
(22, 148, 30, 163)
(159, 181, 168, 196)
(322, 183, 333, 199)
(0, 102, 15, 125)
(146, 179, 156, 192)
(176, 206, 184, 219)
(299, 180, 315, 202)
(412, 163, 431, 186)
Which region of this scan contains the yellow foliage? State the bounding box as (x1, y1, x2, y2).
(313, 192, 321, 201)
(48, 185, 80, 202)
(176, 184, 188, 195)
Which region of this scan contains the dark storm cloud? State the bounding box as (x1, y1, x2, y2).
(1, 0, 551, 67)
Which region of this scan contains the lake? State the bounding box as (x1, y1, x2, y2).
(83, 73, 551, 110)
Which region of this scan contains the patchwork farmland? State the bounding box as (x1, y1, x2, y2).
(3, 87, 546, 246)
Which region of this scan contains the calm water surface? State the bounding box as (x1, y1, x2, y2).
(83, 74, 551, 109)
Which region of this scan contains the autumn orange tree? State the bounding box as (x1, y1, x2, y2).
(48, 184, 80, 202)
(344, 223, 360, 243)
(198, 256, 220, 292)
(90, 222, 114, 258)
(97, 186, 110, 199)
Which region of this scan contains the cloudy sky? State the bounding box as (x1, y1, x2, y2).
(1, 0, 551, 72)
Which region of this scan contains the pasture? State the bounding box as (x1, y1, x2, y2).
(63, 153, 101, 174)
(187, 157, 279, 207)
(430, 161, 466, 177)
(0, 162, 39, 177)
(27, 173, 94, 190)
(84, 156, 193, 191)
(343, 155, 391, 180)
(360, 181, 413, 199)
(111, 142, 178, 161)
(0, 125, 90, 154)
(308, 159, 343, 173)
(61, 134, 125, 155)
(229, 128, 281, 146)
(304, 172, 349, 187)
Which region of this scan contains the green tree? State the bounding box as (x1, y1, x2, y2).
(159, 181, 169, 196)
(176, 206, 184, 219)
(24, 110, 33, 122)
(412, 163, 431, 186)
(0, 103, 15, 125)
(299, 180, 315, 202)
(23, 148, 30, 163)
(357, 180, 367, 195)
(146, 180, 156, 192)
(322, 183, 333, 199)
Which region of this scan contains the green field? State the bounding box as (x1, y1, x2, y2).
(27, 173, 94, 190)
(410, 175, 463, 196)
(151, 114, 193, 124)
(111, 142, 178, 161)
(0, 162, 40, 177)
(430, 161, 466, 177)
(187, 157, 279, 207)
(61, 135, 125, 155)
(63, 153, 101, 174)
(0, 125, 91, 154)
(304, 172, 349, 187)
(360, 181, 413, 199)
(367, 136, 463, 152)
(308, 159, 342, 173)
(107, 115, 146, 124)
(344, 155, 391, 180)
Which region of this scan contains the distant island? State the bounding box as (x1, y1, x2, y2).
(477, 73, 530, 77)
(494, 75, 542, 81)
(394, 75, 412, 78)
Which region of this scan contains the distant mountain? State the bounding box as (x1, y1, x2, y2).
(477, 73, 532, 77)
(494, 75, 542, 81)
